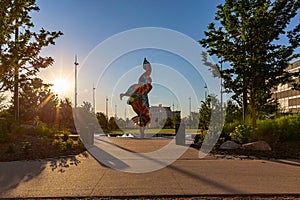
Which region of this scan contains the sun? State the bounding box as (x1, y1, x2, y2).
(52, 78, 70, 95)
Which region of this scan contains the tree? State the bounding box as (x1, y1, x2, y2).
(172, 114, 181, 127)
(225, 100, 242, 123)
(200, 0, 300, 130)
(96, 112, 108, 131)
(198, 96, 212, 130)
(16, 77, 58, 123)
(81, 101, 93, 113)
(59, 98, 74, 129)
(0, 0, 63, 120)
(108, 117, 120, 130)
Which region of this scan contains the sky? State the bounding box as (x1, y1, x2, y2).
(30, 0, 299, 118)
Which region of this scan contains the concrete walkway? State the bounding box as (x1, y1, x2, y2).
(0, 138, 300, 198)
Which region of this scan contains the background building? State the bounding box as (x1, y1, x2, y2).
(149, 104, 181, 128)
(272, 60, 300, 113)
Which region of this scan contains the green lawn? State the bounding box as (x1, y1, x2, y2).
(110, 128, 200, 135)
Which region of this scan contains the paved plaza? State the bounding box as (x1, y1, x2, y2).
(0, 138, 299, 199)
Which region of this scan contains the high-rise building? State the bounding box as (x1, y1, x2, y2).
(272, 60, 300, 113)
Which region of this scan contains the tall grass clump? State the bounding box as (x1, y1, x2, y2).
(256, 114, 300, 144)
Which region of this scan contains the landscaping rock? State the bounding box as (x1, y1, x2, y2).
(219, 140, 242, 150)
(238, 155, 249, 159)
(242, 141, 272, 151)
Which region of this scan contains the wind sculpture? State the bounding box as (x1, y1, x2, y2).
(120, 58, 152, 136)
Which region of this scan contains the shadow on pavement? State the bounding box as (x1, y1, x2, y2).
(0, 160, 45, 195)
(49, 152, 89, 173)
(92, 137, 245, 194)
(88, 138, 130, 170)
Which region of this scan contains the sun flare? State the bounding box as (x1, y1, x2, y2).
(52, 78, 70, 95)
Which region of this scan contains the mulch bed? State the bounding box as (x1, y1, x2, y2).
(1, 129, 299, 162)
(0, 131, 85, 162)
(191, 140, 300, 160)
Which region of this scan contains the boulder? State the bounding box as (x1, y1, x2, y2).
(219, 140, 242, 150)
(242, 141, 272, 151)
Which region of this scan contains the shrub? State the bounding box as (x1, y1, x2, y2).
(52, 134, 74, 152)
(255, 114, 300, 144)
(61, 130, 70, 141)
(0, 118, 12, 143)
(256, 119, 279, 144)
(22, 141, 32, 155)
(276, 114, 300, 141)
(6, 144, 15, 154)
(229, 124, 253, 144)
(34, 122, 54, 138)
(222, 120, 241, 140)
(194, 131, 206, 145)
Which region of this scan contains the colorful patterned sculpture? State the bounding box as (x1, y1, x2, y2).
(120, 58, 152, 127)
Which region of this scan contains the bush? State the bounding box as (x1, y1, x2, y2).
(52, 134, 74, 152)
(34, 122, 54, 138)
(255, 114, 300, 144)
(194, 131, 206, 145)
(229, 124, 253, 144)
(0, 118, 12, 142)
(22, 141, 32, 155)
(256, 119, 279, 144)
(61, 130, 70, 141)
(222, 120, 241, 141)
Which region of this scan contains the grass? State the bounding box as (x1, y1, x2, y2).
(110, 128, 201, 134)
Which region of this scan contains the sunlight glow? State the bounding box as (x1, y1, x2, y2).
(52, 78, 70, 95)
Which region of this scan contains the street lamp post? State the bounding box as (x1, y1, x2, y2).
(189, 96, 191, 129)
(204, 84, 208, 100)
(74, 55, 79, 109)
(93, 83, 96, 114)
(106, 96, 108, 118)
(219, 59, 223, 123)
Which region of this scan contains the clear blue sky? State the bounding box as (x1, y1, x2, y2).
(31, 0, 299, 118)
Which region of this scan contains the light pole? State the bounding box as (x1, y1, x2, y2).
(105, 96, 108, 118)
(115, 104, 117, 119)
(219, 59, 223, 123)
(204, 83, 208, 100)
(93, 83, 96, 114)
(74, 55, 79, 109)
(189, 96, 191, 129)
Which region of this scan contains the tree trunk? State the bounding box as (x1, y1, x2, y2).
(250, 85, 257, 132)
(242, 87, 247, 123)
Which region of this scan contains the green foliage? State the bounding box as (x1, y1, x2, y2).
(6, 144, 15, 154)
(225, 100, 242, 123)
(198, 97, 212, 130)
(108, 117, 120, 130)
(34, 121, 54, 138)
(9, 122, 31, 136)
(193, 131, 207, 145)
(13, 78, 59, 123)
(0, 117, 12, 142)
(52, 134, 78, 152)
(256, 114, 300, 143)
(96, 112, 108, 131)
(229, 124, 253, 144)
(22, 141, 32, 155)
(61, 130, 70, 141)
(0, 0, 63, 120)
(222, 120, 240, 140)
(200, 0, 300, 129)
(172, 114, 181, 127)
(59, 98, 75, 129)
